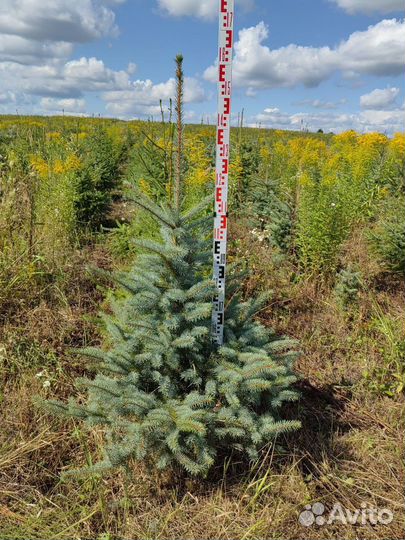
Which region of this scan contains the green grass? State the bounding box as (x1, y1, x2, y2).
(0, 119, 404, 539)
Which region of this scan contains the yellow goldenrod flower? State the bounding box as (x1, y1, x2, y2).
(29, 155, 49, 179)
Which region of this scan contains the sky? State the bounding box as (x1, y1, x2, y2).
(0, 0, 404, 133)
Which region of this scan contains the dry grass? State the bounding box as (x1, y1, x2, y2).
(0, 223, 404, 539)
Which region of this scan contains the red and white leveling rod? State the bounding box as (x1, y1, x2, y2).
(212, 0, 234, 345)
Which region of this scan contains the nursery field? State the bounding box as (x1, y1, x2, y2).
(0, 113, 404, 539)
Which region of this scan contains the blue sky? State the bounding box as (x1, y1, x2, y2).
(0, 0, 403, 133)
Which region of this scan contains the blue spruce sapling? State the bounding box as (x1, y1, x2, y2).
(45, 55, 300, 476)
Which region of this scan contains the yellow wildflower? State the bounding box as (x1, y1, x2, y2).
(260, 145, 271, 163)
(29, 155, 49, 179)
(334, 130, 358, 146)
(358, 132, 388, 150)
(299, 171, 313, 188)
(53, 159, 65, 175)
(390, 132, 405, 156)
(65, 154, 82, 173)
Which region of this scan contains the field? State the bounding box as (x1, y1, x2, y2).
(0, 114, 404, 539)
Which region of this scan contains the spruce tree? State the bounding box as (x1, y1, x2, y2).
(47, 193, 300, 475)
(45, 56, 300, 476)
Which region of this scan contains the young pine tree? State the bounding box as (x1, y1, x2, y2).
(45, 56, 300, 476)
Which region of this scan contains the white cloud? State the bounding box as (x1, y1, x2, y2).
(256, 107, 293, 126)
(103, 76, 206, 116)
(158, 0, 217, 19)
(40, 97, 86, 113)
(0, 0, 210, 118)
(204, 19, 405, 89)
(359, 108, 404, 131)
(338, 19, 405, 77)
(246, 88, 257, 97)
(0, 0, 120, 44)
(0, 56, 133, 103)
(205, 22, 336, 88)
(360, 87, 400, 109)
(0, 1, 125, 67)
(331, 0, 404, 14)
(0, 34, 73, 65)
(0, 56, 207, 117)
(0, 0, 210, 117)
(294, 98, 347, 109)
(255, 105, 404, 134)
(157, 0, 254, 20)
(63, 57, 130, 89)
(0, 91, 16, 104)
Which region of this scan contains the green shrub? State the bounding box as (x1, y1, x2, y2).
(296, 178, 350, 276)
(46, 193, 300, 476)
(107, 205, 160, 260)
(231, 142, 260, 207)
(369, 198, 405, 275)
(249, 178, 293, 254)
(75, 129, 122, 228)
(334, 268, 362, 309)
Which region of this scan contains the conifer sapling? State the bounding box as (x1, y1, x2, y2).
(45, 56, 301, 476)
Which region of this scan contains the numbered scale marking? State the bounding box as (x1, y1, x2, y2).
(212, 0, 234, 345)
